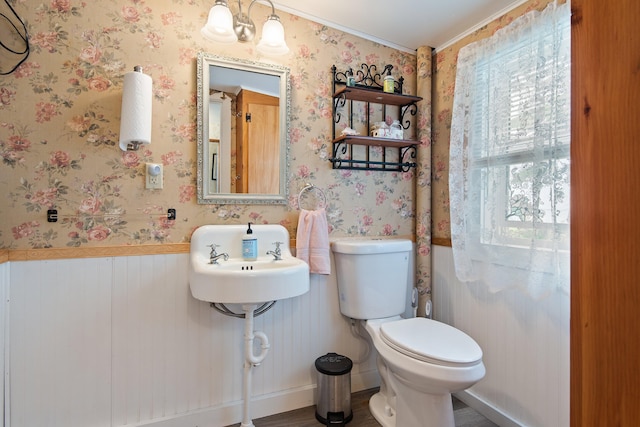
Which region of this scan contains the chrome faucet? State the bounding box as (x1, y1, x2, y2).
(266, 241, 283, 260)
(207, 244, 229, 264)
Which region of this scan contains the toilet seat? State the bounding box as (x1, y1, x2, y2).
(380, 318, 483, 367)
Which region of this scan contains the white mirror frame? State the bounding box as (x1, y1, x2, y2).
(196, 52, 291, 204)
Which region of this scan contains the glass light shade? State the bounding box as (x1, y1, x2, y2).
(201, 3, 238, 43)
(256, 16, 289, 56)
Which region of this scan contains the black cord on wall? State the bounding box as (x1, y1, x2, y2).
(0, 0, 29, 75)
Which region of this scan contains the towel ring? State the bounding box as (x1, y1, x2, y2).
(298, 183, 327, 210)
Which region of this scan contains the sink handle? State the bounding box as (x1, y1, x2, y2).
(207, 244, 229, 264)
(267, 241, 283, 260)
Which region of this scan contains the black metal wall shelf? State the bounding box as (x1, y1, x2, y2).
(330, 64, 422, 172)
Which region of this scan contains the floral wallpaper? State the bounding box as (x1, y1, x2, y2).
(431, 0, 559, 242)
(0, 0, 421, 253)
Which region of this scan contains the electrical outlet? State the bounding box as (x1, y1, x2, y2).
(146, 163, 163, 189)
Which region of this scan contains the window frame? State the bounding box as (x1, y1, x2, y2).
(468, 42, 571, 252)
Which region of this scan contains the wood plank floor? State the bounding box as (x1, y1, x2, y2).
(227, 388, 498, 427)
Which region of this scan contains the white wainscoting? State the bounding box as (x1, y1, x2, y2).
(6, 245, 567, 426)
(432, 245, 570, 427)
(1, 261, 8, 426)
(7, 254, 379, 427)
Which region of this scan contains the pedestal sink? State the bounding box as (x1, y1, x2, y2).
(189, 224, 310, 427)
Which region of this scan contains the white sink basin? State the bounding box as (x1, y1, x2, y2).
(189, 224, 310, 304)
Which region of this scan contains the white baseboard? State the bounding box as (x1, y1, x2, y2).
(130, 369, 380, 427)
(454, 390, 523, 427)
(351, 369, 380, 394)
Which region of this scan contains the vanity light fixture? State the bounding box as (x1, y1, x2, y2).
(201, 0, 289, 56)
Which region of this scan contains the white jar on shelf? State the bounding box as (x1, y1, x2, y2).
(390, 120, 403, 139)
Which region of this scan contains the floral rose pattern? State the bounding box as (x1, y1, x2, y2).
(0, 1, 421, 255)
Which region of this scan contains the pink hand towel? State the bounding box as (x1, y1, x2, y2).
(296, 208, 331, 275)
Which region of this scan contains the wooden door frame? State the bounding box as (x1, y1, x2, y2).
(570, 1, 640, 425)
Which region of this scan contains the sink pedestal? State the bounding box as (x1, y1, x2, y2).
(189, 225, 311, 426)
(240, 304, 270, 427)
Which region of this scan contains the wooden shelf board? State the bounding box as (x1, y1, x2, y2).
(333, 86, 422, 106)
(333, 135, 419, 148)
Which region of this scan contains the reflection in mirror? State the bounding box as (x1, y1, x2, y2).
(196, 53, 290, 204)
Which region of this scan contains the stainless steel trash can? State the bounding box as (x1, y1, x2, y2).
(315, 352, 353, 426)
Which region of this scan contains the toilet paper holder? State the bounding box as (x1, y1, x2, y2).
(119, 65, 153, 151)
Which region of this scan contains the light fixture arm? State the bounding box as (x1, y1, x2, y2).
(246, 0, 276, 18)
(234, 0, 278, 42)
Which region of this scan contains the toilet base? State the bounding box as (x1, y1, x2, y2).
(369, 392, 395, 427)
(368, 388, 455, 427)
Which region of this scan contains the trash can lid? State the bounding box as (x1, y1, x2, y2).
(315, 352, 353, 375)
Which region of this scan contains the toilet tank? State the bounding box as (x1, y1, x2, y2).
(331, 239, 412, 320)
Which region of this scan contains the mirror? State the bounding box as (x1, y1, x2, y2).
(196, 52, 291, 204)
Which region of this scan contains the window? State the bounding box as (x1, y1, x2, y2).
(449, 2, 571, 297)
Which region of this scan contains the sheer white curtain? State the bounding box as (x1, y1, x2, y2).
(449, 1, 571, 298)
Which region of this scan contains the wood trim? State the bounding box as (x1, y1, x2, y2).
(571, 0, 640, 425)
(1, 234, 415, 263)
(7, 243, 189, 262)
(432, 237, 452, 247)
(3, 239, 296, 262)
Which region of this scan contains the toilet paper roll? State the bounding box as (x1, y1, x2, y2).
(119, 70, 152, 151)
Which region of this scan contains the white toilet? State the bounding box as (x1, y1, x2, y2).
(331, 239, 485, 427)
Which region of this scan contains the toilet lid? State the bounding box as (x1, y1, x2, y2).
(380, 318, 483, 367)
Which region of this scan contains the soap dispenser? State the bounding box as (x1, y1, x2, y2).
(242, 223, 258, 261)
